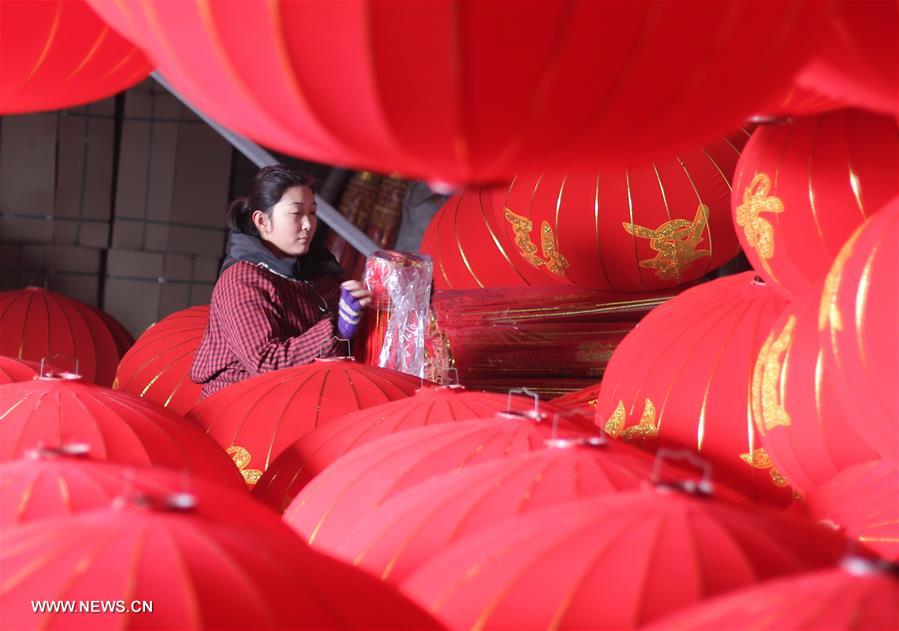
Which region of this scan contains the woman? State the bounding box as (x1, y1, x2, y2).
(191, 165, 371, 398)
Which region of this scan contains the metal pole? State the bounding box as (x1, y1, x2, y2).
(151, 71, 379, 257)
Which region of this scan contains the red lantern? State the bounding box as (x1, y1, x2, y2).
(494, 130, 749, 291)
(189, 359, 424, 487)
(595, 272, 795, 506)
(552, 382, 602, 411)
(0, 452, 295, 532)
(808, 460, 899, 562)
(0, 356, 39, 384)
(0, 501, 440, 630)
(89, 306, 134, 358)
(796, 1, 899, 117)
(750, 287, 878, 494)
(0, 287, 123, 386)
(647, 559, 899, 630)
(402, 488, 844, 630)
(87, 1, 830, 184)
(333, 441, 656, 585)
(732, 109, 899, 298)
(284, 415, 597, 550)
(819, 200, 898, 461)
(421, 186, 551, 289)
(0, 373, 244, 490)
(253, 385, 564, 510)
(113, 305, 208, 416)
(0, 0, 151, 113)
(424, 131, 748, 290)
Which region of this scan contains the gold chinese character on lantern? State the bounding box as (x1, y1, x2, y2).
(751, 315, 795, 433)
(226, 445, 264, 485)
(622, 204, 711, 280)
(604, 398, 659, 440)
(504, 207, 569, 276)
(735, 172, 785, 262)
(739, 447, 790, 488)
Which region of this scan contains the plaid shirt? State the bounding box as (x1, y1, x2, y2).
(191, 261, 342, 398)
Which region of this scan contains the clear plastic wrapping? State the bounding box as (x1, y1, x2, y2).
(361, 250, 433, 378)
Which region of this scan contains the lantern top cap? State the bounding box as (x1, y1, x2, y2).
(36, 371, 82, 382)
(544, 435, 606, 450)
(26, 444, 91, 459)
(114, 491, 197, 513)
(415, 384, 466, 395)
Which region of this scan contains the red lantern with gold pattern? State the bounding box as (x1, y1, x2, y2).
(420, 186, 551, 289)
(402, 489, 844, 630)
(750, 286, 878, 494)
(0, 0, 151, 113)
(113, 305, 208, 416)
(284, 415, 597, 550)
(819, 200, 898, 461)
(86, 0, 830, 184)
(595, 272, 794, 506)
(808, 460, 899, 561)
(0, 373, 244, 490)
(647, 559, 899, 631)
(731, 109, 899, 298)
(253, 385, 563, 511)
(188, 359, 423, 487)
(0, 501, 441, 631)
(0, 288, 124, 386)
(423, 131, 748, 290)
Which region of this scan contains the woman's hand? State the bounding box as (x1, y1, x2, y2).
(340, 280, 372, 309)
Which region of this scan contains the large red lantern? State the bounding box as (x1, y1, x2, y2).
(189, 359, 423, 487)
(0, 374, 244, 490)
(552, 382, 602, 411)
(284, 415, 597, 549)
(750, 287, 878, 494)
(796, 1, 898, 117)
(423, 131, 748, 290)
(819, 200, 898, 461)
(89, 306, 134, 358)
(0, 356, 38, 384)
(333, 441, 656, 585)
(808, 460, 899, 562)
(420, 186, 550, 289)
(0, 451, 289, 532)
(113, 305, 208, 416)
(0, 0, 151, 113)
(253, 385, 563, 511)
(595, 272, 795, 506)
(0, 501, 441, 630)
(732, 109, 899, 298)
(0, 288, 123, 386)
(87, 1, 830, 184)
(402, 489, 844, 630)
(647, 559, 899, 630)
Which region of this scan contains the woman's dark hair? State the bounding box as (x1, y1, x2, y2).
(226, 165, 316, 236)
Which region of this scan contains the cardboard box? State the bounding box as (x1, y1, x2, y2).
(0, 243, 104, 306)
(111, 83, 232, 257)
(0, 113, 58, 222)
(103, 248, 219, 337)
(53, 99, 117, 248)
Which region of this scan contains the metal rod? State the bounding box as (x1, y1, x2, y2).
(151, 71, 379, 257)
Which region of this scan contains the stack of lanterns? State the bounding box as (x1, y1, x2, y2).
(2, 1, 898, 629)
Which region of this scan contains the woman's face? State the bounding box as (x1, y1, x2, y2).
(254, 185, 318, 257)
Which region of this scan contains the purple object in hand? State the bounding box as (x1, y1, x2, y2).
(338, 288, 363, 339)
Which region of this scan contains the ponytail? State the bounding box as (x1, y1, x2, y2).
(226, 197, 258, 236)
